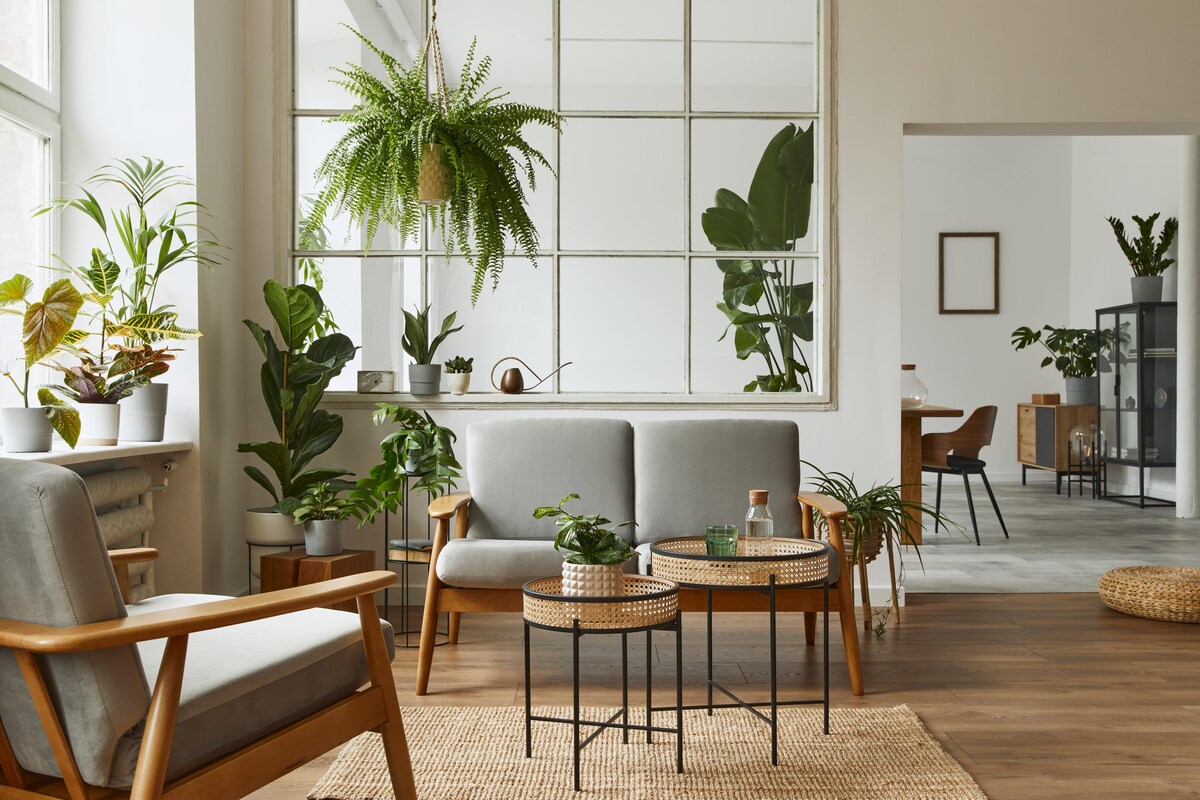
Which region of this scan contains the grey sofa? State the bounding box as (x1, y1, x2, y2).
(0, 460, 415, 799)
(417, 418, 863, 697)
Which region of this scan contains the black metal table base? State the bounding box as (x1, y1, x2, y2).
(525, 615, 684, 792)
(698, 575, 830, 766)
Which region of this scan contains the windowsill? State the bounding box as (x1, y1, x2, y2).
(0, 440, 194, 467)
(324, 392, 835, 411)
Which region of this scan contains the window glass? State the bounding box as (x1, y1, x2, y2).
(0, 0, 50, 90)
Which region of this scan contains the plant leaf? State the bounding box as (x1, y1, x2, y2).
(0, 274, 33, 305)
(37, 388, 80, 449)
(263, 279, 318, 350)
(23, 279, 84, 365)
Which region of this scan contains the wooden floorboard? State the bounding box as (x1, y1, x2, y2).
(248, 594, 1200, 799)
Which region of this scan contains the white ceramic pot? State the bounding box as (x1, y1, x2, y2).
(77, 402, 121, 446)
(562, 562, 625, 598)
(1, 407, 53, 453)
(408, 364, 442, 396)
(245, 507, 305, 580)
(120, 383, 168, 442)
(446, 372, 471, 395)
(304, 519, 345, 556)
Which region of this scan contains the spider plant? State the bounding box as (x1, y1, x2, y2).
(305, 28, 563, 303)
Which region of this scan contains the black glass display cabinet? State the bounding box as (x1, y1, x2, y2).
(1096, 302, 1177, 508)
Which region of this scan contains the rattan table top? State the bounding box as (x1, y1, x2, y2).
(522, 574, 680, 632)
(650, 536, 831, 589)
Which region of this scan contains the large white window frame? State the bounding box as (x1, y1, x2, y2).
(286, 0, 836, 409)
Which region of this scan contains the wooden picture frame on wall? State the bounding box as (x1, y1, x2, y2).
(939, 232, 1000, 314)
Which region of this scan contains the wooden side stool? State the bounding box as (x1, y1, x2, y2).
(261, 549, 376, 612)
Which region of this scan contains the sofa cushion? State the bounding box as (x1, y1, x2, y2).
(632, 420, 805, 545)
(108, 594, 393, 788)
(436, 538, 637, 589)
(465, 418, 634, 541)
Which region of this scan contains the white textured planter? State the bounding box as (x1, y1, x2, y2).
(245, 507, 305, 580)
(408, 364, 442, 396)
(562, 562, 625, 598)
(77, 403, 121, 446)
(1, 407, 53, 453)
(446, 372, 471, 395)
(304, 519, 345, 556)
(120, 383, 168, 442)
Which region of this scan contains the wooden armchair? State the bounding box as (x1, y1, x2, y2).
(0, 460, 416, 800)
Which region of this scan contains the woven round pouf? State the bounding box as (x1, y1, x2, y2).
(1098, 566, 1200, 624)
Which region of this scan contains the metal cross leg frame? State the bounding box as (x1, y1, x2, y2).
(695, 575, 829, 766)
(524, 614, 684, 793)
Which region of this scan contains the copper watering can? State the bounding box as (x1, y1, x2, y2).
(490, 356, 573, 394)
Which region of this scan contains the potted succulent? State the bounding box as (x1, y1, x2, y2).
(239, 280, 357, 546)
(305, 29, 562, 304)
(349, 403, 461, 525)
(1106, 213, 1178, 303)
(444, 356, 473, 395)
(38, 158, 221, 441)
(292, 482, 358, 556)
(702, 123, 816, 392)
(0, 275, 84, 452)
(1011, 324, 1116, 406)
(401, 304, 462, 396)
(533, 494, 635, 598)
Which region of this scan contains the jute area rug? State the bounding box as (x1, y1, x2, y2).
(309, 705, 988, 799)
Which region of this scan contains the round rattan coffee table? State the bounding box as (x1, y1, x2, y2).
(650, 536, 833, 766)
(522, 574, 683, 792)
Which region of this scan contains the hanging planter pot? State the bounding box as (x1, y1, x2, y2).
(418, 143, 452, 205)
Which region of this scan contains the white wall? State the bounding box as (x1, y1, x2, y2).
(902, 136, 1073, 480)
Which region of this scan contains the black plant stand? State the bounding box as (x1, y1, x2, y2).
(380, 474, 448, 648)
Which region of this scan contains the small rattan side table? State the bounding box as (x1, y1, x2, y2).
(522, 575, 683, 792)
(650, 536, 832, 766)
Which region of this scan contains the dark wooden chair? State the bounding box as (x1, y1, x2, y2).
(921, 406, 1010, 546)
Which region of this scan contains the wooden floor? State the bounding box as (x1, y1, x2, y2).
(250, 594, 1200, 800)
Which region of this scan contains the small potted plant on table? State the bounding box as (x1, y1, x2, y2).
(444, 356, 473, 395)
(402, 304, 462, 396)
(293, 481, 358, 556)
(534, 494, 635, 598)
(1106, 212, 1178, 303)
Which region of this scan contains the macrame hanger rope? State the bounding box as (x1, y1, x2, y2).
(425, 0, 450, 113)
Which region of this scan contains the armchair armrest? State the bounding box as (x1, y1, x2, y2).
(921, 432, 954, 469)
(109, 547, 159, 566)
(797, 492, 847, 518)
(428, 491, 472, 520)
(0, 571, 398, 654)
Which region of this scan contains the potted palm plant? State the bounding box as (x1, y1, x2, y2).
(292, 482, 358, 556)
(239, 280, 357, 546)
(0, 275, 83, 452)
(38, 158, 222, 441)
(444, 356, 473, 395)
(304, 28, 562, 304)
(401, 304, 462, 396)
(533, 494, 635, 598)
(1106, 213, 1178, 303)
(1011, 324, 1116, 406)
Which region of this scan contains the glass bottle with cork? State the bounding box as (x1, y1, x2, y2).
(745, 489, 774, 552)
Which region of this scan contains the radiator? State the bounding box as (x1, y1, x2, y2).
(83, 467, 156, 602)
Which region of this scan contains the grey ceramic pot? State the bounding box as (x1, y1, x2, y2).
(1065, 376, 1099, 406)
(1131, 275, 1164, 303)
(409, 364, 442, 396)
(304, 519, 345, 556)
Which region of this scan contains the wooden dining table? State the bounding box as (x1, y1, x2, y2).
(900, 404, 963, 544)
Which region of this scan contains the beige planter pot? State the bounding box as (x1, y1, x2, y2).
(245, 507, 305, 581)
(446, 372, 471, 395)
(78, 403, 121, 446)
(418, 143, 453, 205)
(561, 562, 625, 598)
(1, 407, 52, 453)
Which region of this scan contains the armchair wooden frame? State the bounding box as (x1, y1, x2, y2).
(416, 493, 864, 697)
(0, 550, 416, 800)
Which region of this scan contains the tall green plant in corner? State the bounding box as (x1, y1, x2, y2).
(305, 28, 563, 303)
(701, 124, 816, 392)
(238, 280, 358, 514)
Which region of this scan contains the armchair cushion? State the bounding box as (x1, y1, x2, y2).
(107, 594, 394, 788)
(632, 420, 805, 545)
(436, 539, 636, 589)
(465, 418, 635, 541)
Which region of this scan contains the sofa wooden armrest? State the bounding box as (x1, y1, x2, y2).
(0, 572, 398, 654)
(428, 491, 472, 520)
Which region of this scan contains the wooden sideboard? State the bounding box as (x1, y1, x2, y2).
(1016, 403, 1096, 492)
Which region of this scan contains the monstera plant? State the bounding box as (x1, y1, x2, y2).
(238, 280, 358, 515)
(702, 124, 816, 392)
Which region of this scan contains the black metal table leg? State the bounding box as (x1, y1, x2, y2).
(823, 581, 830, 735)
(769, 574, 778, 766)
(646, 629, 653, 744)
(524, 620, 532, 758)
(675, 611, 684, 774)
(621, 632, 629, 745)
(706, 588, 713, 716)
(573, 619, 581, 792)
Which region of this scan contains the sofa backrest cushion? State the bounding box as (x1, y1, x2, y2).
(465, 418, 635, 541)
(0, 459, 150, 787)
(633, 419, 803, 545)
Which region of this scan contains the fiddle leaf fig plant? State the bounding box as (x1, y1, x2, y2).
(533, 494, 635, 566)
(702, 123, 816, 392)
(305, 28, 563, 303)
(238, 280, 358, 515)
(1106, 213, 1178, 277)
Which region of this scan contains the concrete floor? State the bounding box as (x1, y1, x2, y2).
(903, 477, 1199, 593)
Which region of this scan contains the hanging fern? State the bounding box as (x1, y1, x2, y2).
(306, 27, 562, 304)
